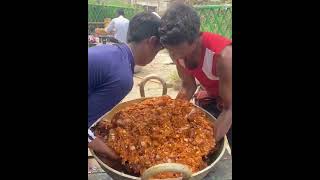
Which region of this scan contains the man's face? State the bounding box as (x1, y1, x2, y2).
(165, 41, 199, 69)
(138, 37, 164, 66)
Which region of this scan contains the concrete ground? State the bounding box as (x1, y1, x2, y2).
(123, 49, 179, 101)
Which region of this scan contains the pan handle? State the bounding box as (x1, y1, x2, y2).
(139, 74, 167, 97)
(141, 163, 193, 180)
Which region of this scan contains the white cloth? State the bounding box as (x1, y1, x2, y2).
(105, 15, 129, 43)
(88, 129, 96, 143)
(152, 12, 161, 18)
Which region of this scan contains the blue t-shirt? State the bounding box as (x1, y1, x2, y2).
(88, 44, 134, 127)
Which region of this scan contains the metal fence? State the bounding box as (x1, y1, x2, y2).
(88, 4, 232, 39)
(88, 4, 143, 22)
(195, 4, 232, 39)
(88, 4, 143, 34)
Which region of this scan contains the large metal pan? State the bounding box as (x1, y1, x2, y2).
(90, 98, 227, 180)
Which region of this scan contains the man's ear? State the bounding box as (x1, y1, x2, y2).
(148, 36, 159, 47)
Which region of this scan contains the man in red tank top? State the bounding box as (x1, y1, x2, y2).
(159, 3, 232, 148)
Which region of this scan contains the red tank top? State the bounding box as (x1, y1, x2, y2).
(177, 32, 232, 97)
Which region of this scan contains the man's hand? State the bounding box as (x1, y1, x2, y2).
(176, 89, 191, 100)
(88, 137, 120, 160)
(214, 108, 232, 142)
(95, 152, 125, 171)
(185, 107, 197, 120)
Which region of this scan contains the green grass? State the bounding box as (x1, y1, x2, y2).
(169, 71, 180, 82)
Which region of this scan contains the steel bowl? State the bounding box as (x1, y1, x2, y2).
(90, 98, 227, 180)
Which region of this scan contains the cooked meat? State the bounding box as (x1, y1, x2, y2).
(95, 96, 216, 179)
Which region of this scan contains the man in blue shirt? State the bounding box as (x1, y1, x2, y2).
(88, 12, 163, 159)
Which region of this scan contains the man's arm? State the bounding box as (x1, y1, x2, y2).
(215, 45, 232, 142)
(88, 129, 119, 160)
(175, 62, 197, 101)
(105, 19, 115, 34)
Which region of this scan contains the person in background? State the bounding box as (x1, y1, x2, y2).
(88, 12, 163, 159)
(159, 3, 232, 149)
(105, 9, 129, 43)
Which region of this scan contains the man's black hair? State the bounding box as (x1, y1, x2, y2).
(127, 12, 161, 43)
(117, 9, 125, 16)
(159, 3, 200, 45)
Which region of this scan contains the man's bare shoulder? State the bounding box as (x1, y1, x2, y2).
(217, 45, 232, 76)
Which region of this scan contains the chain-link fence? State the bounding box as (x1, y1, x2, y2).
(88, 4, 143, 34)
(195, 4, 232, 39)
(88, 4, 232, 39)
(88, 4, 143, 22)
